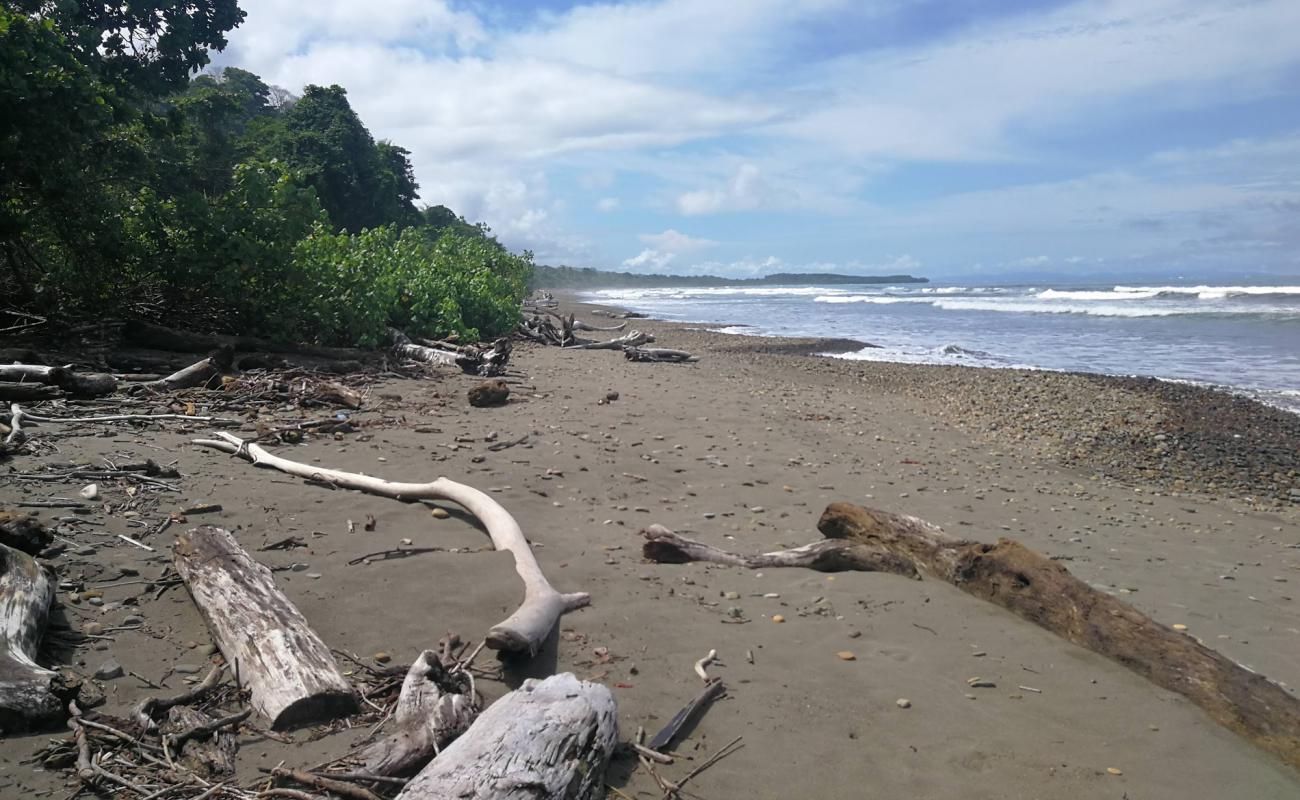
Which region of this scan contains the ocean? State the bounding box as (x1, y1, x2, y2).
(580, 282, 1300, 414)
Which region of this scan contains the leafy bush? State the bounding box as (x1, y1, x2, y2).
(291, 223, 532, 346)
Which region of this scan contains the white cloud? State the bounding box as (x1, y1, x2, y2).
(596, 197, 620, 212)
(676, 163, 768, 215)
(622, 248, 677, 272)
(637, 229, 717, 253)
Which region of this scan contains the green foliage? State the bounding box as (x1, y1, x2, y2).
(292, 224, 532, 346)
(0, 7, 531, 346)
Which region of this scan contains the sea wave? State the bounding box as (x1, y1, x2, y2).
(932, 298, 1300, 318)
(1039, 285, 1300, 302)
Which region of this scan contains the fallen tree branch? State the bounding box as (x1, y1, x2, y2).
(10, 403, 236, 427)
(564, 330, 653, 350)
(645, 502, 1300, 770)
(624, 347, 698, 363)
(192, 433, 590, 656)
(357, 650, 477, 777)
(144, 348, 233, 392)
(0, 365, 116, 398)
(642, 524, 919, 577)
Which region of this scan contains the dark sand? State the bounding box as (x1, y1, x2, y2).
(2, 301, 1298, 799)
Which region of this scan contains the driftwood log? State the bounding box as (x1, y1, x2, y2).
(0, 365, 116, 398)
(394, 672, 617, 800)
(0, 383, 60, 402)
(564, 330, 653, 350)
(359, 650, 478, 777)
(173, 525, 357, 729)
(145, 347, 233, 392)
(0, 541, 61, 732)
(644, 502, 1300, 770)
(392, 329, 459, 367)
(192, 433, 590, 655)
(624, 347, 699, 363)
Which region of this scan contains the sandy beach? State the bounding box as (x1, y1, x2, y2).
(2, 299, 1298, 799)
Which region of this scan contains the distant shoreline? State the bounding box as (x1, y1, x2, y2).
(531, 266, 927, 290)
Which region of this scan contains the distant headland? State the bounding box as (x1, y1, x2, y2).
(531, 264, 928, 289)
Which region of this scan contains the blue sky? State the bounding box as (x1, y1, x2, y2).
(214, 0, 1300, 280)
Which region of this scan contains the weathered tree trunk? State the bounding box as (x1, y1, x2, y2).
(394, 673, 617, 800)
(162, 705, 239, 778)
(0, 542, 61, 732)
(392, 329, 459, 367)
(564, 330, 653, 350)
(145, 348, 232, 392)
(645, 502, 1300, 770)
(0, 383, 59, 402)
(192, 434, 590, 656)
(0, 365, 116, 398)
(359, 651, 478, 777)
(642, 524, 918, 577)
(173, 525, 357, 729)
(624, 347, 698, 363)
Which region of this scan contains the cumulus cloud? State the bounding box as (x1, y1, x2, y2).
(596, 197, 620, 212)
(676, 164, 768, 215)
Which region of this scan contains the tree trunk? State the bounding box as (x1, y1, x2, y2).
(0, 542, 61, 733)
(0, 365, 116, 398)
(392, 329, 459, 367)
(359, 651, 478, 777)
(642, 524, 918, 577)
(394, 673, 617, 800)
(645, 502, 1300, 771)
(624, 347, 698, 363)
(0, 384, 60, 402)
(192, 434, 589, 656)
(173, 525, 357, 729)
(564, 330, 653, 350)
(145, 348, 233, 392)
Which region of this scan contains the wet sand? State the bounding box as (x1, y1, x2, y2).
(2, 300, 1298, 799)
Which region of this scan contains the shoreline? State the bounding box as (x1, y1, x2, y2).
(3, 298, 1298, 799)
(557, 292, 1300, 508)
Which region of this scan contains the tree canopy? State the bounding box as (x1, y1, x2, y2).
(0, 3, 531, 345)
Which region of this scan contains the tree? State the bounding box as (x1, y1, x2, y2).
(7, 0, 245, 95)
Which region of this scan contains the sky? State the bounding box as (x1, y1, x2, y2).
(211, 0, 1300, 281)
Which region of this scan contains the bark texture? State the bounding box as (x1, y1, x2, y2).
(0, 542, 60, 732)
(359, 651, 478, 777)
(173, 525, 357, 729)
(394, 673, 617, 800)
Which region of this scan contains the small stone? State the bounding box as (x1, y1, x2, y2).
(173, 664, 202, 675)
(772, 614, 785, 623)
(723, 591, 740, 600)
(1106, 767, 1123, 776)
(605, 391, 619, 402)
(762, 592, 780, 598)
(373, 651, 392, 663)
(201, 644, 218, 656)
(93, 659, 124, 680)
(79, 483, 99, 500)
(1172, 624, 1188, 631)
(400, 538, 414, 546)
(895, 698, 912, 708)
(837, 651, 857, 661)
(122, 615, 144, 626)
(431, 508, 450, 519)
(87, 596, 104, 607)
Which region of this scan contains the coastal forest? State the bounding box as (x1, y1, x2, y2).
(0, 1, 532, 346)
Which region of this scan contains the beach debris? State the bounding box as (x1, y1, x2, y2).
(0, 508, 53, 554)
(193, 432, 590, 656)
(896, 698, 912, 708)
(0, 541, 62, 729)
(837, 651, 857, 661)
(772, 614, 786, 623)
(648, 678, 726, 753)
(392, 673, 616, 800)
(174, 525, 358, 729)
(565, 329, 654, 351)
(467, 379, 510, 408)
(694, 649, 720, 683)
(78, 483, 99, 500)
(624, 347, 699, 363)
(641, 502, 1300, 771)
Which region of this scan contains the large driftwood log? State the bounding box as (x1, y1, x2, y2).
(642, 524, 918, 577)
(392, 329, 459, 367)
(0, 365, 116, 398)
(145, 347, 233, 392)
(624, 347, 698, 363)
(644, 503, 1300, 770)
(173, 525, 357, 729)
(359, 650, 478, 777)
(0, 542, 61, 732)
(192, 433, 589, 656)
(0, 383, 60, 402)
(564, 330, 653, 350)
(394, 672, 617, 800)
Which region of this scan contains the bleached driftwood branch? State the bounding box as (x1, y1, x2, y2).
(192, 433, 590, 655)
(0, 542, 61, 732)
